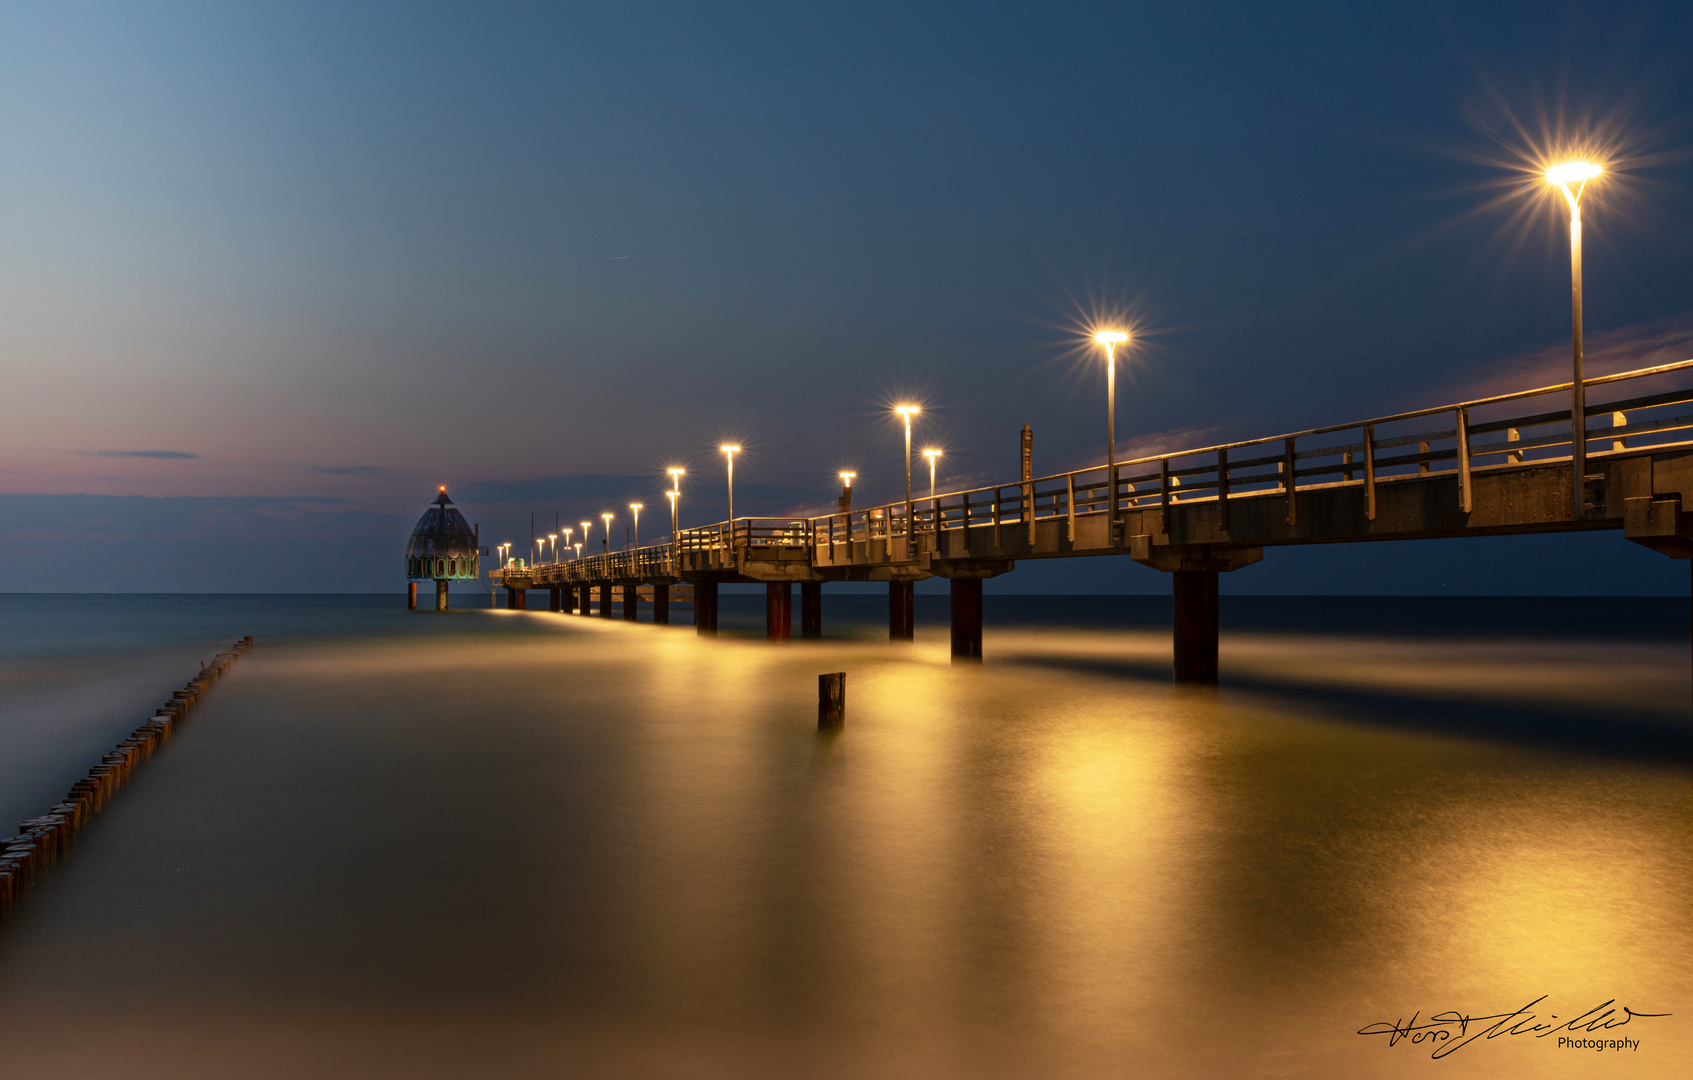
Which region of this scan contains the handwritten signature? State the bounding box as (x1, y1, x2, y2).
(1358, 997, 1670, 1059)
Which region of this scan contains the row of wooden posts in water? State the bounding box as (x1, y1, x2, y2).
(0, 637, 254, 916)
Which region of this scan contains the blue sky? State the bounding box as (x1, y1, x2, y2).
(2, 1, 1691, 592)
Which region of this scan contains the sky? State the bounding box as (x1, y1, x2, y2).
(3, 0, 1692, 593)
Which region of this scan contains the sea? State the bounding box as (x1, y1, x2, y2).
(0, 593, 1688, 1078)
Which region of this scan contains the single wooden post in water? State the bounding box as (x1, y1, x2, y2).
(436, 580, 449, 612)
(800, 582, 822, 639)
(818, 672, 845, 728)
(653, 583, 670, 625)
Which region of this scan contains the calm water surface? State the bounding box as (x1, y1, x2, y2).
(0, 594, 1689, 1078)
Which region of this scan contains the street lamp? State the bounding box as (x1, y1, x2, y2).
(1095, 330, 1130, 528)
(573, 542, 582, 559)
(548, 533, 557, 564)
(601, 512, 613, 555)
(720, 445, 741, 520)
(1547, 160, 1603, 516)
(922, 448, 942, 500)
(894, 406, 920, 506)
(666, 489, 679, 544)
(580, 521, 592, 559)
(562, 527, 573, 555)
(629, 503, 642, 549)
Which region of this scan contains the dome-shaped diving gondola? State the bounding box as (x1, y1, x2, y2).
(405, 488, 485, 610)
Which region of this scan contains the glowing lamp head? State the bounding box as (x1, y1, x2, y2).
(1547, 161, 1603, 185)
(840, 471, 856, 486)
(1094, 330, 1129, 345)
(629, 502, 642, 512)
(895, 405, 920, 419)
(923, 448, 942, 462)
(720, 444, 740, 455)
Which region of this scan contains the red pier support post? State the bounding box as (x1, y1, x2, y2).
(695, 580, 719, 636)
(889, 580, 915, 640)
(766, 583, 791, 641)
(1172, 569, 1219, 684)
(800, 582, 822, 639)
(407, 582, 417, 610)
(950, 578, 983, 661)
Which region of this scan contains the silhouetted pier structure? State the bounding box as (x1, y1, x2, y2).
(493, 360, 1693, 682)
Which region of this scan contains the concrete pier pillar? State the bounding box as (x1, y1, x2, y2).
(407, 582, 417, 610)
(436, 580, 449, 611)
(599, 584, 614, 618)
(516, 588, 527, 610)
(549, 587, 562, 612)
(653, 583, 670, 625)
(800, 582, 822, 639)
(766, 583, 792, 641)
(1172, 569, 1219, 684)
(504, 587, 516, 609)
(578, 584, 592, 614)
(950, 578, 983, 661)
(695, 580, 719, 636)
(889, 580, 915, 640)
(622, 584, 639, 620)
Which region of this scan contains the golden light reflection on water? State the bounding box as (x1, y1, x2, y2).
(0, 613, 1687, 1078)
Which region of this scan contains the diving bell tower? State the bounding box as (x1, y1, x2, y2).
(405, 487, 486, 610)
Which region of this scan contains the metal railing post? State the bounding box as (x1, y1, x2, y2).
(1457, 406, 1472, 513)
(1364, 424, 1377, 521)
(1284, 438, 1298, 528)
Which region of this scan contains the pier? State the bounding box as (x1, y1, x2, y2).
(493, 360, 1693, 681)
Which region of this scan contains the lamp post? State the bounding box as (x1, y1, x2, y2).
(562, 527, 573, 556)
(548, 533, 557, 564)
(601, 512, 613, 555)
(895, 405, 919, 539)
(629, 503, 642, 549)
(1094, 330, 1129, 531)
(720, 445, 741, 521)
(922, 448, 942, 500)
(1547, 161, 1603, 517)
(665, 467, 685, 551)
(894, 407, 920, 504)
(580, 522, 592, 559)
